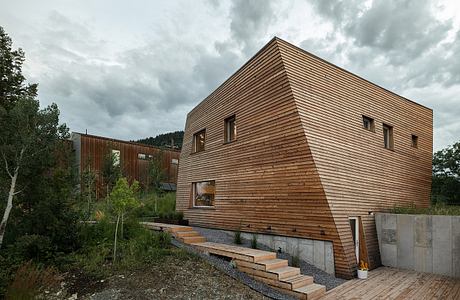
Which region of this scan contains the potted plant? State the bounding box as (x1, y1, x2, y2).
(357, 260, 368, 279)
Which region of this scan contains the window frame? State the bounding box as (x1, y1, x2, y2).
(362, 115, 375, 132)
(112, 149, 121, 166)
(411, 134, 419, 148)
(382, 123, 394, 150)
(192, 180, 216, 208)
(192, 129, 206, 153)
(224, 115, 237, 144)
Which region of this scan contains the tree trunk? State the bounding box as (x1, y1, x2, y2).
(121, 212, 124, 240)
(0, 168, 18, 249)
(113, 213, 120, 263)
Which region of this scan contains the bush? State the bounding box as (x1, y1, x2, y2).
(6, 261, 61, 300)
(291, 255, 300, 268)
(251, 234, 258, 249)
(390, 203, 460, 215)
(9, 235, 54, 263)
(234, 230, 242, 245)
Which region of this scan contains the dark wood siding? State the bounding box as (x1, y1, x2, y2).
(77, 133, 180, 198)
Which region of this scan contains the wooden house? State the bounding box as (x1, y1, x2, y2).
(176, 38, 433, 279)
(71, 132, 180, 198)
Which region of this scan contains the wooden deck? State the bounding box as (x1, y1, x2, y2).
(322, 267, 460, 300)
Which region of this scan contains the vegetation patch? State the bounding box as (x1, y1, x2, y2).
(390, 203, 460, 215)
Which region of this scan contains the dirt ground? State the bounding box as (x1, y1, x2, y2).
(49, 251, 267, 300)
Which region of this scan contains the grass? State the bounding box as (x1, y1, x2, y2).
(251, 234, 258, 249)
(234, 230, 242, 245)
(390, 203, 460, 215)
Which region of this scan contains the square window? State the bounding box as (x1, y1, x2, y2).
(192, 181, 215, 207)
(362, 115, 374, 131)
(192, 129, 206, 153)
(138, 153, 146, 160)
(411, 135, 418, 148)
(383, 124, 394, 150)
(112, 149, 121, 166)
(224, 115, 237, 143)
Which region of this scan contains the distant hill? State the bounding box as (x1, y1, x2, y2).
(135, 131, 184, 150)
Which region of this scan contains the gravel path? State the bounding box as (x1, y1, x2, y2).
(171, 239, 297, 300)
(193, 226, 347, 291)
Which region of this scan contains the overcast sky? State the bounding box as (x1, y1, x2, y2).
(1, 0, 459, 150)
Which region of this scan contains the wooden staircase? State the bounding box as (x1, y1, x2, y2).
(142, 222, 326, 300)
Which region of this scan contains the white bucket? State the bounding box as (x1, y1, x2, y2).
(357, 269, 368, 279)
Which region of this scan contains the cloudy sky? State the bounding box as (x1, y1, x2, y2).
(1, 0, 459, 150)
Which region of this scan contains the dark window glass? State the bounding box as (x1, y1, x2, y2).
(362, 115, 374, 131)
(411, 135, 418, 148)
(193, 129, 206, 153)
(224, 115, 236, 143)
(383, 124, 394, 150)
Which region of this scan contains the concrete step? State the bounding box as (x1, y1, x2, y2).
(258, 258, 289, 271)
(174, 230, 200, 238)
(180, 236, 206, 244)
(281, 274, 314, 290)
(268, 266, 301, 280)
(294, 283, 326, 300)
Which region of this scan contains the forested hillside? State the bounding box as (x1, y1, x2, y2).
(135, 131, 184, 150)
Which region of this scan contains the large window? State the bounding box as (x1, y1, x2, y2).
(192, 129, 206, 153)
(362, 115, 374, 131)
(193, 181, 215, 207)
(224, 115, 236, 143)
(383, 124, 394, 150)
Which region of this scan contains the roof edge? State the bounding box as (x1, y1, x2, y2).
(274, 37, 432, 112)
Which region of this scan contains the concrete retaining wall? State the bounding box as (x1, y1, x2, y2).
(235, 231, 335, 275)
(375, 213, 460, 278)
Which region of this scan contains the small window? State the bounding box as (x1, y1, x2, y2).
(224, 115, 236, 143)
(383, 124, 394, 150)
(411, 135, 418, 148)
(192, 129, 206, 153)
(112, 149, 120, 166)
(362, 115, 374, 131)
(138, 153, 146, 160)
(193, 181, 215, 207)
(171, 158, 179, 165)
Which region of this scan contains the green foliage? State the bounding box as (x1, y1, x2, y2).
(135, 131, 184, 150)
(81, 157, 97, 220)
(432, 142, 460, 205)
(147, 151, 165, 193)
(110, 178, 140, 216)
(390, 203, 460, 215)
(251, 234, 258, 249)
(234, 230, 242, 245)
(291, 255, 300, 268)
(71, 220, 172, 277)
(102, 149, 122, 196)
(135, 192, 176, 220)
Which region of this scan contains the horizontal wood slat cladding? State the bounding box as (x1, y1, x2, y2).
(176, 38, 432, 279)
(276, 38, 432, 276)
(77, 133, 180, 198)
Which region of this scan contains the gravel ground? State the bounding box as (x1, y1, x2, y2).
(193, 226, 347, 291)
(172, 239, 298, 300)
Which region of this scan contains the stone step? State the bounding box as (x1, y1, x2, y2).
(268, 266, 301, 280)
(179, 236, 206, 244)
(174, 230, 200, 238)
(281, 274, 314, 290)
(258, 258, 289, 271)
(294, 283, 326, 300)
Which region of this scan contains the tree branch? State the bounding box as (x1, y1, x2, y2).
(1, 150, 13, 179)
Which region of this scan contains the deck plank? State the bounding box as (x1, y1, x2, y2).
(322, 267, 460, 300)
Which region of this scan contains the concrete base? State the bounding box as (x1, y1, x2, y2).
(235, 231, 335, 275)
(376, 213, 460, 278)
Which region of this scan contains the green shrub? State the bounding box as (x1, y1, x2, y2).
(251, 234, 258, 249)
(234, 230, 242, 245)
(291, 255, 300, 268)
(390, 203, 460, 215)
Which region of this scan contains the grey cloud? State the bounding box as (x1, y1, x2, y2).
(228, 0, 277, 56)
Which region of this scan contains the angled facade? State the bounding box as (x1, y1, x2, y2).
(176, 38, 433, 278)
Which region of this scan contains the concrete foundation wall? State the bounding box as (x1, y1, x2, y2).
(375, 213, 460, 278)
(231, 231, 335, 275)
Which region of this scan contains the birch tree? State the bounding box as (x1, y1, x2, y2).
(0, 26, 68, 249)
